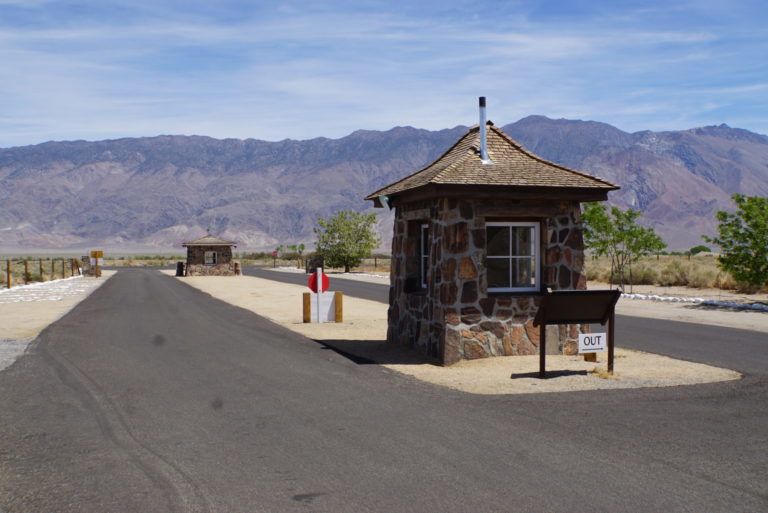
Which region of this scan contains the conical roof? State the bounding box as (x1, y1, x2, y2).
(366, 123, 618, 202)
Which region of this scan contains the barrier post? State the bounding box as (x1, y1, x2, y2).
(334, 291, 343, 323)
(303, 292, 311, 323)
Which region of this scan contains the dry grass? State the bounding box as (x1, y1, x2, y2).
(588, 367, 617, 379)
(1, 259, 78, 287)
(104, 255, 184, 267)
(582, 254, 764, 293)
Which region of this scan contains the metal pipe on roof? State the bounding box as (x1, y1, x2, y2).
(479, 97, 492, 164)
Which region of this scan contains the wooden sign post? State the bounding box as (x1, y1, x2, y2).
(533, 290, 621, 379)
(90, 251, 104, 278)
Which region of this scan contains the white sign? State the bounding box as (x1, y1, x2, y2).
(309, 292, 336, 323)
(90, 258, 104, 266)
(578, 332, 607, 353)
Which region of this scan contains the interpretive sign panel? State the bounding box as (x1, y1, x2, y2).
(533, 289, 620, 378)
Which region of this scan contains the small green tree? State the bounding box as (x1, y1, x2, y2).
(689, 245, 711, 256)
(703, 194, 768, 292)
(287, 243, 306, 269)
(314, 211, 381, 272)
(582, 203, 667, 291)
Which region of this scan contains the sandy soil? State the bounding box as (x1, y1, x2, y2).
(0, 272, 115, 371)
(166, 270, 745, 395)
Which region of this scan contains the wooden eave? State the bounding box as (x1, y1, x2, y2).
(380, 183, 613, 207)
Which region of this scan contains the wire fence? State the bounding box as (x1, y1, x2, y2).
(1, 258, 81, 289)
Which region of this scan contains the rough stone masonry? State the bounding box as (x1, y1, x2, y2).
(388, 198, 590, 365)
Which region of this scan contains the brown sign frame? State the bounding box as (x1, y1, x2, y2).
(533, 290, 621, 378)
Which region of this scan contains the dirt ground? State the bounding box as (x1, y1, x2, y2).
(163, 270, 750, 395)
(0, 272, 115, 371)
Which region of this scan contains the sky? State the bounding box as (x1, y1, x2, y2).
(0, 0, 766, 148)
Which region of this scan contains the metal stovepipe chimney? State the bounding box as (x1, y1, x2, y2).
(479, 97, 492, 164)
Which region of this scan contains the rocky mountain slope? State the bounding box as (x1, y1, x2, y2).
(0, 117, 766, 251)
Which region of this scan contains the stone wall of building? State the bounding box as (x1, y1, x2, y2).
(186, 262, 240, 276)
(185, 245, 238, 276)
(387, 200, 441, 359)
(388, 197, 590, 365)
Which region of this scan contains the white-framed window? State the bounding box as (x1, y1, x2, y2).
(486, 222, 540, 293)
(204, 251, 217, 265)
(420, 223, 429, 288)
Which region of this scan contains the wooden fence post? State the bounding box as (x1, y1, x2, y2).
(5, 260, 10, 289)
(39, 260, 44, 281)
(24, 260, 29, 284)
(51, 259, 55, 279)
(61, 259, 66, 279)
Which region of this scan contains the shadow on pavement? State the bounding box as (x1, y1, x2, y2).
(313, 338, 441, 366)
(510, 369, 589, 379)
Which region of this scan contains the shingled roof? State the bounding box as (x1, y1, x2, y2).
(366, 123, 619, 203)
(182, 236, 237, 247)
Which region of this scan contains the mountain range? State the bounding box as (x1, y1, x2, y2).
(1, 116, 766, 252)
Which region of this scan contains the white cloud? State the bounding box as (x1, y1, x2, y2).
(0, 1, 766, 146)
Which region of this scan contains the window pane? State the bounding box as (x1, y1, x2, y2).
(511, 258, 535, 287)
(421, 226, 428, 257)
(511, 226, 533, 256)
(487, 226, 509, 256)
(487, 258, 510, 289)
(205, 251, 217, 265)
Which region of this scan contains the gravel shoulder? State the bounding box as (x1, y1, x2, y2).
(164, 270, 743, 395)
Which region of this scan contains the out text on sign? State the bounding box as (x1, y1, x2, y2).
(578, 332, 607, 353)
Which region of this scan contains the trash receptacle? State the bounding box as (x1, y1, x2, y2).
(176, 261, 185, 277)
(306, 254, 324, 274)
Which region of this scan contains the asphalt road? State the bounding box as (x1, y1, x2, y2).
(1, 268, 766, 512)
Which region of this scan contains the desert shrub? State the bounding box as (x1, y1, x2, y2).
(627, 263, 659, 285)
(687, 267, 716, 288)
(659, 260, 690, 286)
(27, 272, 44, 283)
(584, 263, 610, 282)
(713, 272, 735, 290)
(658, 261, 715, 288)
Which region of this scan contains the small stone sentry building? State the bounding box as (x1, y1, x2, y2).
(181, 236, 239, 276)
(366, 109, 619, 365)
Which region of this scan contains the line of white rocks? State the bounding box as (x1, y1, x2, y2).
(0, 275, 92, 303)
(621, 292, 768, 312)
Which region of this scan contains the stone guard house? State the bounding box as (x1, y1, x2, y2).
(366, 121, 619, 365)
(181, 236, 239, 276)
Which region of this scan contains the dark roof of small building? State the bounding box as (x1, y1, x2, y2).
(366, 123, 619, 200)
(182, 236, 237, 247)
